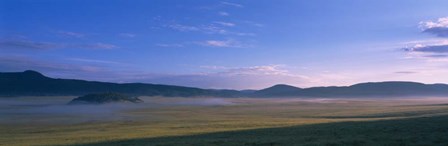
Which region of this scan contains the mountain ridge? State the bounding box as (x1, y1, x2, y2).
(1, 70, 448, 97)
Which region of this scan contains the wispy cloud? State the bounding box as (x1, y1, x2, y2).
(401, 18, 448, 61)
(420, 17, 448, 37)
(405, 44, 448, 53)
(402, 39, 448, 56)
(400, 39, 448, 45)
(167, 24, 200, 32)
(0, 55, 104, 73)
(81, 43, 118, 49)
(394, 71, 418, 74)
(218, 65, 293, 76)
(202, 40, 231, 47)
(166, 23, 226, 34)
(230, 32, 256, 36)
(243, 21, 264, 27)
(425, 54, 448, 58)
(199, 65, 229, 70)
(67, 58, 123, 65)
(0, 39, 61, 50)
(214, 21, 235, 27)
(57, 31, 85, 38)
(118, 33, 137, 38)
(218, 11, 229, 16)
(198, 65, 292, 76)
(199, 39, 251, 48)
(402, 43, 448, 62)
(201, 25, 228, 34)
(221, 1, 243, 8)
(166, 23, 255, 36)
(0, 38, 118, 50)
(155, 39, 253, 49)
(155, 43, 184, 48)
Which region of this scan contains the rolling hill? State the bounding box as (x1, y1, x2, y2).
(257, 82, 448, 97)
(1, 70, 448, 97)
(0, 70, 240, 97)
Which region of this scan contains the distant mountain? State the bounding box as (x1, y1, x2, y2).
(0, 70, 241, 97)
(257, 82, 448, 97)
(254, 84, 302, 97)
(1, 70, 448, 97)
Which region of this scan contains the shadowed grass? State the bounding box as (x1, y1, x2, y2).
(309, 109, 448, 119)
(69, 115, 448, 146)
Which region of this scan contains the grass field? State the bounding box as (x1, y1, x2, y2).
(1, 96, 448, 146)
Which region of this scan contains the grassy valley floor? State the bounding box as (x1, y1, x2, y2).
(1, 97, 448, 146)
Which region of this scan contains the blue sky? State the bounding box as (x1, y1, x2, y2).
(2, 0, 448, 89)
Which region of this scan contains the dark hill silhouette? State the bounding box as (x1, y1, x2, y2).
(258, 81, 448, 97)
(2, 70, 448, 97)
(68, 93, 143, 105)
(0, 70, 240, 97)
(254, 84, 302, 96)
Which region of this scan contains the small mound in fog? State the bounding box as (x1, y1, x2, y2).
(68, 93, 143, 105)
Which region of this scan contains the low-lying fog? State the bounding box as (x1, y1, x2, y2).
(0, 96, 238, 124)
(1, 96, 448, 125)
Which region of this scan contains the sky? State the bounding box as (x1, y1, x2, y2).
(1, 0, 448, 89)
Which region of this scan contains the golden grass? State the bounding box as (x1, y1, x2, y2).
(1, 96, 448, 146)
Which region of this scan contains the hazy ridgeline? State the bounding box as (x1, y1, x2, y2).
(1, 96, 448, 145)
(5, 71, 448, 98)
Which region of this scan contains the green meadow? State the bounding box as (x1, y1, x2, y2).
(1, 97, 448, 146)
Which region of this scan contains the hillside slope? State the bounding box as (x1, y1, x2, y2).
(2, 70, 448, 97)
